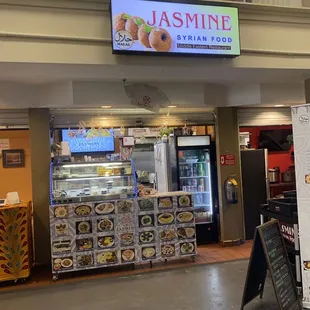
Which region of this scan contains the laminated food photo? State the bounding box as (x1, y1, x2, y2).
(50, 193, 197, 277)
(112, 13, 173, 52)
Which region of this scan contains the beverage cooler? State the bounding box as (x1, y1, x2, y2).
(154, 135, 218, 244)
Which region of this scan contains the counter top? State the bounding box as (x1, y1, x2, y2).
(141, 191, 189, 198)
(270, 182, 295, 188)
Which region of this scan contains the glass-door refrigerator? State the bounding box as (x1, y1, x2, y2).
(172, 135, 218, 244)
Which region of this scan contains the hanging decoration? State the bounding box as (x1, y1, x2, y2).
(124, 83, 170, 113)
(182, 121, 191, 136)
(67, 120, 113, 139)
(120, 125, 126, 136)
(139, 135, 146, 144)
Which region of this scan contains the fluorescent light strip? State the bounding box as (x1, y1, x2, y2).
(65, 176, 122, 181)
(62, 163, 123, 168)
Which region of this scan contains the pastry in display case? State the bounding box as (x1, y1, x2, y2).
(50, 160, 137, 204)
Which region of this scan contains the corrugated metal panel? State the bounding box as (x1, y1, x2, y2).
(0, 109, 29, 128)
(238, 107, 292, 126)
(0, 108, 293, 128)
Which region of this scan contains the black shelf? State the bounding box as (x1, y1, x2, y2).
(260, 206, 298, 225)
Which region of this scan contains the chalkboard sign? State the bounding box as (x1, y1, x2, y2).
(241, 220, 301, 310)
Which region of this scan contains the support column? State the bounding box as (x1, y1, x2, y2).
(215, 107, 245, 245)
(29, 108, 51, 264)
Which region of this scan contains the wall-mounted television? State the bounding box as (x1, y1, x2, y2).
(258, 129, 292, 152)
(62, 129, 115, 153)
(110, 0, 240, 57)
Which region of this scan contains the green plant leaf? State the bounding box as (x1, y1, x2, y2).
(160, 127, 174, 137)
(134, 17, 144, 26)
(144, 24, 153, 33)
(122, 13, 131, 20)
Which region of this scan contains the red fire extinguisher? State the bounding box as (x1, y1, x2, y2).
(224, 175, 239, 204)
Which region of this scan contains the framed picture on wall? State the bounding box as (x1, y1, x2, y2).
(2, 149, 25, 168)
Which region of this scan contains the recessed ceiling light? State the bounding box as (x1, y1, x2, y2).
(101, 105, 112, 109)
(275, 104, 284, 107)
(168, 105, 177, 108)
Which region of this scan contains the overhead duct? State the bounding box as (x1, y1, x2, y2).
(238, 107, 292, 126)
(0, 109, 29, 128)
(50, 108, 215, 128)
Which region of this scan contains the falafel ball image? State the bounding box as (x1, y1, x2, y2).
(149, 28, 172, 52)
(113, 13, 130, 32)
(138, 24, 153, 48)
(125, 16, 145, 40)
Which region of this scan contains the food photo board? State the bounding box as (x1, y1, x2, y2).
(49, 193, 196, 278)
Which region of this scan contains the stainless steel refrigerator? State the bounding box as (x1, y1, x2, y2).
(154, 135, 218, 244)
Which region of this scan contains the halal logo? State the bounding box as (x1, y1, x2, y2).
(114, 30, 133, 50)
(299, 115, 309, 124)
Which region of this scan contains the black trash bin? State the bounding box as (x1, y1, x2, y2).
(267, 197, 297, 217)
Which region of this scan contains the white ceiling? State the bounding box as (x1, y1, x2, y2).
(0, 62, 310, 84)
(0, 62, 307, 112)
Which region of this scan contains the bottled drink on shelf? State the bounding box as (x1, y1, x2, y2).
(203, 193, 208, 204)
(201, 165, 205, 176)
(198, 163, 205, 176)
(200, 178, 205, 191)
(196, 193, 202, 205)
(193, 164, 198, 176)
(179, 166, 183, 177)
(192, 179, 198, 191)
(189, 165, 194, 177)
(185, 165, 189, 177)
(180, 179, 184, 188)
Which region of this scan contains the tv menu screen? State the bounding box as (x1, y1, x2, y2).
(62, 129, 115, 153)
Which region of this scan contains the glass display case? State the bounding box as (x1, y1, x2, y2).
(178, 149, 213, 224)
(50, 160, 137, 204)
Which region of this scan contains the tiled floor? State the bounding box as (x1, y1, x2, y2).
(0, 241, 252, 293)
(1, 260, 280, 310)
